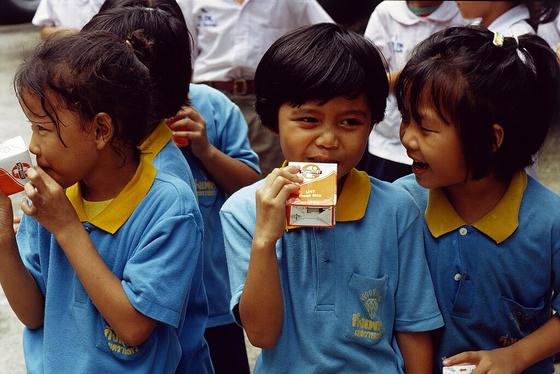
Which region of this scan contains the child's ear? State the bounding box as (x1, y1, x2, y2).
(492, 123, 504, 152)
(92, 112, 114, 149)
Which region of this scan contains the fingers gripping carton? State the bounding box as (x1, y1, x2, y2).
(0, 137, 32, 196)
(286, 162, 337, 227)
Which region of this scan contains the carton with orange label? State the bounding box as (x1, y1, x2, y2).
(0, 136, 32, 196)
(442, 365, 476, 374)
(286, 162, 337, 227)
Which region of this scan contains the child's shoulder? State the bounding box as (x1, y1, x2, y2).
(150, 170, 201, 216)
(368, 175, 424, 218)
(190, 83, 234, 109)
(221, 179, 263, 214)
(392, 174, 428, 208)
(374, 0, 404, 16)
(524, 176, 560, 219)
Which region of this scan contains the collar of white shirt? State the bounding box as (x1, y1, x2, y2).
(390, 0, 460, 26)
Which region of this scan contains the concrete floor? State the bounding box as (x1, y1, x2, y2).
(0, 23, 558, 373)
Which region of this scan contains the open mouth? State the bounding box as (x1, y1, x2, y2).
(412, 160, 429, 169)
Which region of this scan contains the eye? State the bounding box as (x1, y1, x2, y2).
(296, 117, 318, 123)
(340, 118, 364, 127)
(31, 123, 50, 134)
(420, 125, 437, 133)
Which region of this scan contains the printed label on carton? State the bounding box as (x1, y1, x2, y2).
(286, 162, 337, 227)
(442, 365, 476, 374)
(0, 137, 32, 196)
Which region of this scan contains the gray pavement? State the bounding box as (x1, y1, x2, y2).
(0, 23, 558, 374)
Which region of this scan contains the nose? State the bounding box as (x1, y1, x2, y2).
(315, 127, 339, 149)
(28, 132, 40, 157)
(400, 121, 418, 151)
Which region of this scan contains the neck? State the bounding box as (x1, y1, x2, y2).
(443, 173, 511, 224)
(80, 146, 139, 201)
(480, 1, 516, 28)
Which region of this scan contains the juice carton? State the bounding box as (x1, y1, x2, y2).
(286, 162, 337, 227)
(0, 137, 32, 196)
(442, 365, 476, 374)
(166, 114, 189, 147)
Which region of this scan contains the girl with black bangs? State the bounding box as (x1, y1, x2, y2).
(395, 26, 560, 373)
(0, 31, 206, 372)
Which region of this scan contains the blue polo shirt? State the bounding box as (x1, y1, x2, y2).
(184, 83, 260, 327)
(139, 121, 197, 193)
(395, 172, 560, 374)
(16, 158, 212, 373)
(221, 169, 443, 373)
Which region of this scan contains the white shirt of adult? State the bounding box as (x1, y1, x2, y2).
(364, 1, 465, 165)
(486, 4, 533, 37)
(182, 0, 333, 83)
(32, 0, 105, 29)
(538, 16, 560, 51)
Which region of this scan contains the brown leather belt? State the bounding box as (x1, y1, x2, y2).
(203, 79, 255, 95)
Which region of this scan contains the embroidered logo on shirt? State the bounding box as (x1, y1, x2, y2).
(197, 8, 217, 27)
(390, 40, 404, 53)
(197, 180, 217, 197)
(351, 288, 383, 341)
(103, 326, 139, 356)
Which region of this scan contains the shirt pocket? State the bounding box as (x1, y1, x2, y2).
(340, 272, 388, 348)
(500, 297, 545, 340)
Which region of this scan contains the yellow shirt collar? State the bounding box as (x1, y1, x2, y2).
(425, 171, 527, 243)
(138, 121, 172, 162)
(66, 157, 157, 234)
(286, 167, 371, 230)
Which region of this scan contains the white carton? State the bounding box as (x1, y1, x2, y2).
(442, 365, 476, 374)
(0, 137, 32, 196)
(286, 162, 337, 227)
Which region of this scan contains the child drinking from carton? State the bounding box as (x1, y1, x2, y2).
(0, 31, 208, 372)
(219, 23, 443, 373)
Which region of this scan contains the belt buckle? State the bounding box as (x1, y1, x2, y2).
(233, 79, 248, 95)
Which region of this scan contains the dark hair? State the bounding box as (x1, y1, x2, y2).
(519, 1, 559, 30)
(396, 26, 560, 179)
(14, 31, 153, 155)
(255, 23, 388, 133)
(83, 0, 192, 130)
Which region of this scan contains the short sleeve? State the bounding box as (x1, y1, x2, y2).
(122, 213, 203, 328)
(16, 214, 46, 295)
(219, 193, 256, 322)
(177, 0, 199, 60)
(364, 6, 392, 66)
(394, 206, 443, 332)
(212, 93, 261, 174)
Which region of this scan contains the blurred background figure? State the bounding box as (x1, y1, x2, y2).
(182, 0, 334, 176)
(31, 0, 105, 39)
(456, 0, 559, 36)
